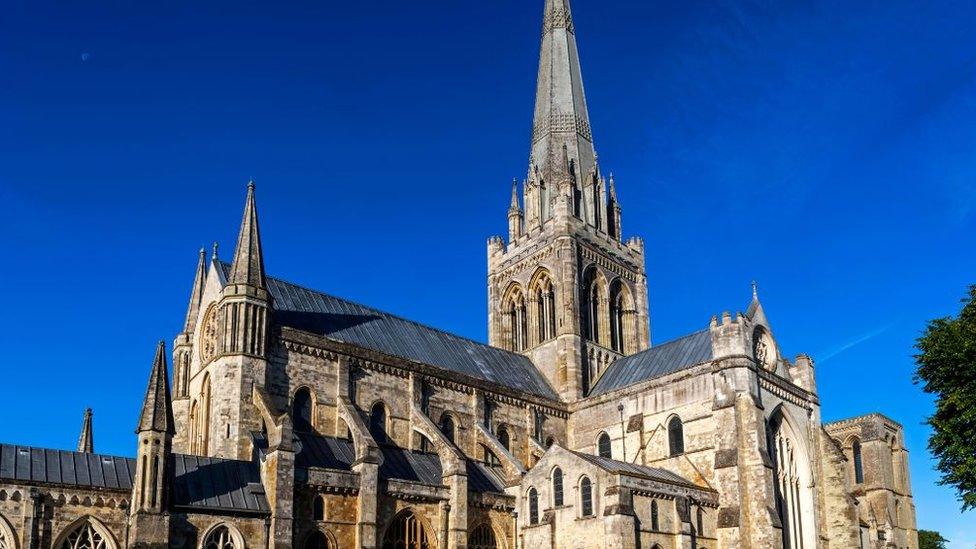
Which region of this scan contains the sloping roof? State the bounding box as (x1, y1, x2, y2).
(170, 454, 269, 514)
(0, 443, 269, 514)
(572, 451, 707, 490)
(218, 263, 557, 400)
(589, 329, 713, 396)
(294, 433, 505, 494)
(0, 443, 134, 491)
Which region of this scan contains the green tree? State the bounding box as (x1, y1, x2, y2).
(914, 284, 976, 511)
(918, 529, 949, 549)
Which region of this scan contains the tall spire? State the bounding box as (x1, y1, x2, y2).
(509, 179, 521, 213)
(77, 408, 94, 453)
(137, 341, 175, 435)
(228, 180, 266, 289)
(531, 0, 596, 189)
(183, 247, 207, 333)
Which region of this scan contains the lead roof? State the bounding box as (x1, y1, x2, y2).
(589, 329, 713, 396)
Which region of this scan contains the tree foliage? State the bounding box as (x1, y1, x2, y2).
(918, 529, 949, 549)
(914, 285, 976, 511)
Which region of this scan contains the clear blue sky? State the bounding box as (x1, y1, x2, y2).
(1, 0, 974, 542)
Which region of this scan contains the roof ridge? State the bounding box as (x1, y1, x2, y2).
(225, 261, 537, 362)
(0, 442, 134, 461)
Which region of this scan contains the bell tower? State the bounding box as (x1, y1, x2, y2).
(488, 0, 650, 400)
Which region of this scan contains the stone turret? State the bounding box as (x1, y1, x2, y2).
(129, 341, 175, 549)
(508, 179, 523, 242)
(76, 408, 94, 454)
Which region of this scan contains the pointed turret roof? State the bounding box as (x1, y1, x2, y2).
(183, 248, 207, 332)
(228, 181, 266, 289)
(76, 408, 94, 453)
(509, 179, 521, 213)
(136, 341, 176, 435)
(531, 0, 596, 181)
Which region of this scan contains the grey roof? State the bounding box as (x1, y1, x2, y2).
(295, 433, 505, 494)
(218, 263, 558, 400)
(573, 451, 706, 490)
(589, 329, 713, 396)
(0, 443, 269, 514)
(0, 443, 135, 491)
(170, 454, 269, 514)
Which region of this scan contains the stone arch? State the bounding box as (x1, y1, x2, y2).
(438, 412, 458, 444)
(667, 415, 684, 456)
(528, 267, 557, 345)
(608, 277, 637, 354)
(369, 400, 389, 444)
(768, 405, 816, 549)
(597, 431, 612, 458)
(550, 466, 565, 507)
(0, 513, 17, 549)
(198, 373, 212, 455)
(580, 266, 609, 344)
(526, 486, 540, 525)
(292, 386, 315, 433)
(199, 521, 246, 549)
(52, 516, 119, 549)
(380, 508, 436, 549)
(578, 475, 595, 517)
(501, 283, 528, 351)
(301, 528, 337, 549)
(469, 521, 503, 549)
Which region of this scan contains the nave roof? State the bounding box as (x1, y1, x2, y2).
(589, 329, 714, 397)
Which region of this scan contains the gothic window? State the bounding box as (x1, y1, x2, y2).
(668, 416, 684, 456)
(382, 511, 433, 549)
(528, 488, 539, 524)
(503, 285, 528, 352)
(199, 374, 212, 455)
(293, 388, 313, 433)
(552, 467, 564, 507)
(440, 415, 455, 444)
(59, 520, 112, 549)
(313, 495, 325, 521)
(497, 426, 510, 451)
(469, 524, 498, 549)
(202, 525, 242, 549)
(0, 519, 8, 549)
(580, 476, 594, 517)
(531, 271, 557, 344)
(587, 284, 601, 343)
(533, 409, 545, 443)
(852, 439, 864, 484)
(650, 500, 659, 530)
(483, 400, 493, 431)
(419, 382, 432, 416)
(769, 412, 814, 549)
(598, 432, 612, 459)
(608, 279, 635, 354)
(483, 446, 500, 467)
(370, 402, 388, 445)
(303, 531, 332, 549)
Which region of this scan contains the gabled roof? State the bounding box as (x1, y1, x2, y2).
(0, 443, 134, 491)
(589, 329, 713, 396)
(218, 263, 558, 400)
(294, 433, 506, 494)
(572, 451, 706, 490)
(170, 454, 269, 514)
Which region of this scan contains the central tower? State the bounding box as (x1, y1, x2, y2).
(488, 0, 650, 401)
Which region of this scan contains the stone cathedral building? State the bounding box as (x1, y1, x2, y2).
(0, 1, 919, 548)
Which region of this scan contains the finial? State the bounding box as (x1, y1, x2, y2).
(212, 241, 219, 260)
(751, 280, 759, 299)
(247, 178, 255, 191)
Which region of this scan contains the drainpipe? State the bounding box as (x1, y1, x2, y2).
(264, 517, 272, 549)
(618, 403, 627, 461)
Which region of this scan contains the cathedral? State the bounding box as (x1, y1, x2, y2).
(0, 1, 919, 548)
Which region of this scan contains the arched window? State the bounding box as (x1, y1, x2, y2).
(668, 416, 684, 456)
(58, 519, 115, 549)
(528, 488, 539, 524)
(469, 524, 498, 549)
(199, 374, 212, 455)
(608, 279, 635, 354)
(293, 387, 313, 433)
(580, 476, 594, 517)
(483, 446, 500, 467)
(0, 514, 12, 549)
(545, 436, 554, 449)
(202, 524, 243, 549)
(552, 467, 564, 507)
(503, 286, 528, 352)
(440, 415, 455, 444)
(381, 511, 432, 549)
(303, 531, 332, 549)
(370, 402, 388, 444)
(769, 411, 815, 549)
(650, 500, 659, 530)
(531, 271, 557, 344)
(852, 439, 864, 484)
(312, 495, 325, 521)
(598, 432, 612, 459)
(497, 426, 510, 451)
(585, 279, 602, 344)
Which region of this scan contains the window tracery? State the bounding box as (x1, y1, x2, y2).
(59, 521, 110, 549)
(202, 525, 241, 549)
(382, 511, 432, 549)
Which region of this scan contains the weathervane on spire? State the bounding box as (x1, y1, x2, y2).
(752, 280, 759, 300)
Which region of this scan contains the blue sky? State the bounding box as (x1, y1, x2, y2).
(1, 0, 974, 542)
